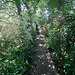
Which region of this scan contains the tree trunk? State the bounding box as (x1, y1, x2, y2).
(17, 0, 21, 16)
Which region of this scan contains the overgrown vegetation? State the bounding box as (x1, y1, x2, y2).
(0, 1, 36, 75)
(45, 1, 75, 75)
(0, 0, 75, 75)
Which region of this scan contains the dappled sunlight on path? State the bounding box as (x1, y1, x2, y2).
(29, 34, 58, 75)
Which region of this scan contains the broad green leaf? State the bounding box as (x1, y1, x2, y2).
(48, 0, 58, 8)
(14, 0, 20, 7)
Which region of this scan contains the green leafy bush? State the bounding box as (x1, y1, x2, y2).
(0, 3, 36, 74)
(45, 8, 75, 75)
(0, 26, 35, 74)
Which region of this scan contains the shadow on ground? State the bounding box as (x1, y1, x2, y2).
(29, 34, 58, 75)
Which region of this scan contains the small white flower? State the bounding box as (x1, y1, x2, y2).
(70, 10, 74, 14)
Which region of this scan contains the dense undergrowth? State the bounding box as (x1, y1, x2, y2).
(0, 1, 36, 75)
(45, 7, 75, 75)
(0, 23, 36, 75)
(0, 0, 75, 75)
(0, 22, 36, 75)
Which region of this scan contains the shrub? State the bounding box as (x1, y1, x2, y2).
(45, 12, 74, 75)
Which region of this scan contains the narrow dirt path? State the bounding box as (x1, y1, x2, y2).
(29, 34, 58, 75)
